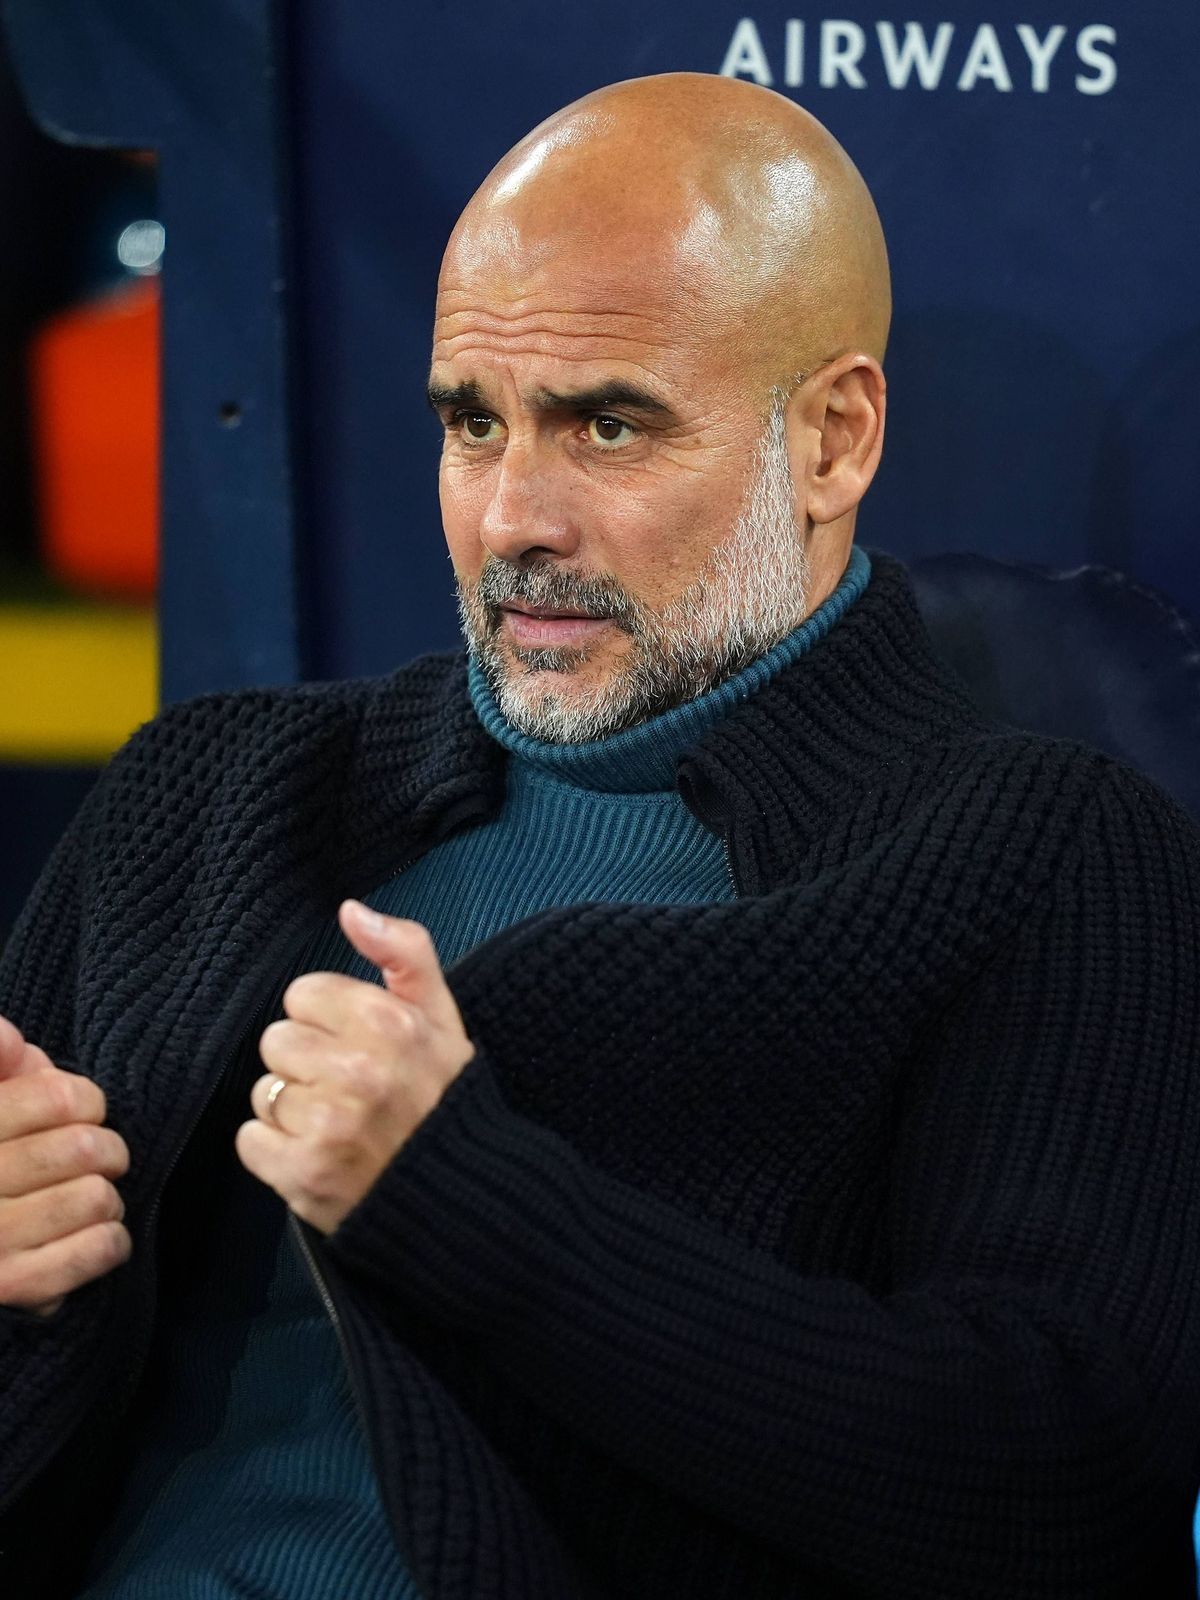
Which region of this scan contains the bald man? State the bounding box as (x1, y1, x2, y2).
(1, 74, 1198, 1600)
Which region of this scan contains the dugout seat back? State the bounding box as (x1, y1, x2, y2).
(910, 554, 1200, 822)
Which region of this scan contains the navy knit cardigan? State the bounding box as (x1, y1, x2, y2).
(1, 553, 1198, 1598)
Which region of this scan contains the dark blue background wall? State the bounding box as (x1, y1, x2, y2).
(5, 0, 1198, 696)
(289, 2, 1199, 679)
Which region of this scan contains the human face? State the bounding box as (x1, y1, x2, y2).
(430, 233, 803, 738)
(456, 396, 809, 741)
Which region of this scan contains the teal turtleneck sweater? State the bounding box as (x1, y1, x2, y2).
(349, 544, 873, 971)
(78, 549, 870, 1600)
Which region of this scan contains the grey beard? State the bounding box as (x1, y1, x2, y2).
(456, 396, 811, 744)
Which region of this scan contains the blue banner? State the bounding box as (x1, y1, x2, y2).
(288, 2, 1199, 677)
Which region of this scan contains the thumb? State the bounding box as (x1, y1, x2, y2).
(338, 901, 444, 1006)
(0, 1015, 45, 1079)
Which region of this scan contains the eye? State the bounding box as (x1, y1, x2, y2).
(586, 415, 636, 450)
(456, 412, 504, 445)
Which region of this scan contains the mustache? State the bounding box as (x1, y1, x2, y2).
(471, 558, 642, 637)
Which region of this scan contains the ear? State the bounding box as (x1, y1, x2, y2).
(786, 354, 886, 527)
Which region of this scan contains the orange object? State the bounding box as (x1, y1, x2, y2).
(28, 276, 159, 599)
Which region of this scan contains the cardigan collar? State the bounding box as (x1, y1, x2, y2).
(343, 549, 983, 896)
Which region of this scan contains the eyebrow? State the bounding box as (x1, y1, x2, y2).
(425, 377, 677, 422)
(426, 380, 486, 413)
(532, 382, 675, 420)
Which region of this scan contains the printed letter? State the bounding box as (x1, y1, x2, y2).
(1016, 24, 1067, 91)
(785, 19, 805, 87)
(820, 20, 868, 88)
(1076, 24, 1117, 95)
(957, 23, 1014, 91)
(877, 21, 955, 89)
(720, 18, 773, 85)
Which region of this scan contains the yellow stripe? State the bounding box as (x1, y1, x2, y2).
(0, 605, 158, 763)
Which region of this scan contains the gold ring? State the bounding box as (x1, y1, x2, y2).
(265, 1075, 289, 1129)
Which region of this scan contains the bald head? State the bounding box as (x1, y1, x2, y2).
(442, 73, 891, 390)
(434, 75, 890, 736)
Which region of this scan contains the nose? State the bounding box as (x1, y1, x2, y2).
(477, 438, 581, 565)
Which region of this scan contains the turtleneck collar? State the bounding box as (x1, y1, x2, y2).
(466, 546, 871, 793)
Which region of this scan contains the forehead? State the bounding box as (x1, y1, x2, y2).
(433, 297, 698, 394)
(431, 225, 742, 397)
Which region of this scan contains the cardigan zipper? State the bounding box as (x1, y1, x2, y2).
(677, 762, 744, 898)
(288, 1216, 381, 1475)
(721, 838, 739, 898)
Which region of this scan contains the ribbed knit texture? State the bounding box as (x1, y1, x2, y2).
(65, 562, 867, 1596)
(1, 552, 1198, 1599)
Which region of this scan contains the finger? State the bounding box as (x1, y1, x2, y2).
(338, 902, 445, 1007)
(235, 1115, 305, 1199)
(282, 971, 420, 1047)
(0, 1069, 106, 1143)
(17, 1042, 59, 1077)
(258, 1018, 340, 1083)
(260, 1016, 399, 1101)
(0, 1220, 131, 1312)
(250, 1072, 365, 1141)
(0, 1123, 130, 1199)
(250, 1073, 292, 1134)
(0, 1172, 125, 1254)
(235, 1115, 361, 1233)
(0, 1017, 24, 1078)
(281, 971, 375, 1034)
(236, 1118, 347, 1234)
(0, 1019, 59, 1081)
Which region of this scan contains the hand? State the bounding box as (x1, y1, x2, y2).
(0, 1016, 131, 1315)
(235, 901, 475, 1235)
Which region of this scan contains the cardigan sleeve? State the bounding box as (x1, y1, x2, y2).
(327, 763, 1200, 1598)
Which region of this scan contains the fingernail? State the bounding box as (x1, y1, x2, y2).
(348, 899, 384, 933)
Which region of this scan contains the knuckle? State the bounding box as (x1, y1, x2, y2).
(281, 980, 305, 1017)
(72, 1222, 127, 1280)
(310, 1098, 354, 1143)
(78, 1172, 118, 1217)
(98, 1221, 132, 1269)
(40, 1073, 79, 1125)
(258, 1020, 285, 1061)
(105, 1131, 132, 1177)
(72, 1074, 106, 1123)
(284, 974, 323, 1014)
(388, 1004, 421, 1045)
(69, 1124, 99, 1168)
(344, 1051, 389, 1103)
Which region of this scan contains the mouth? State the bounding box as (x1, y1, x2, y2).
(498, 602, 614, 651)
